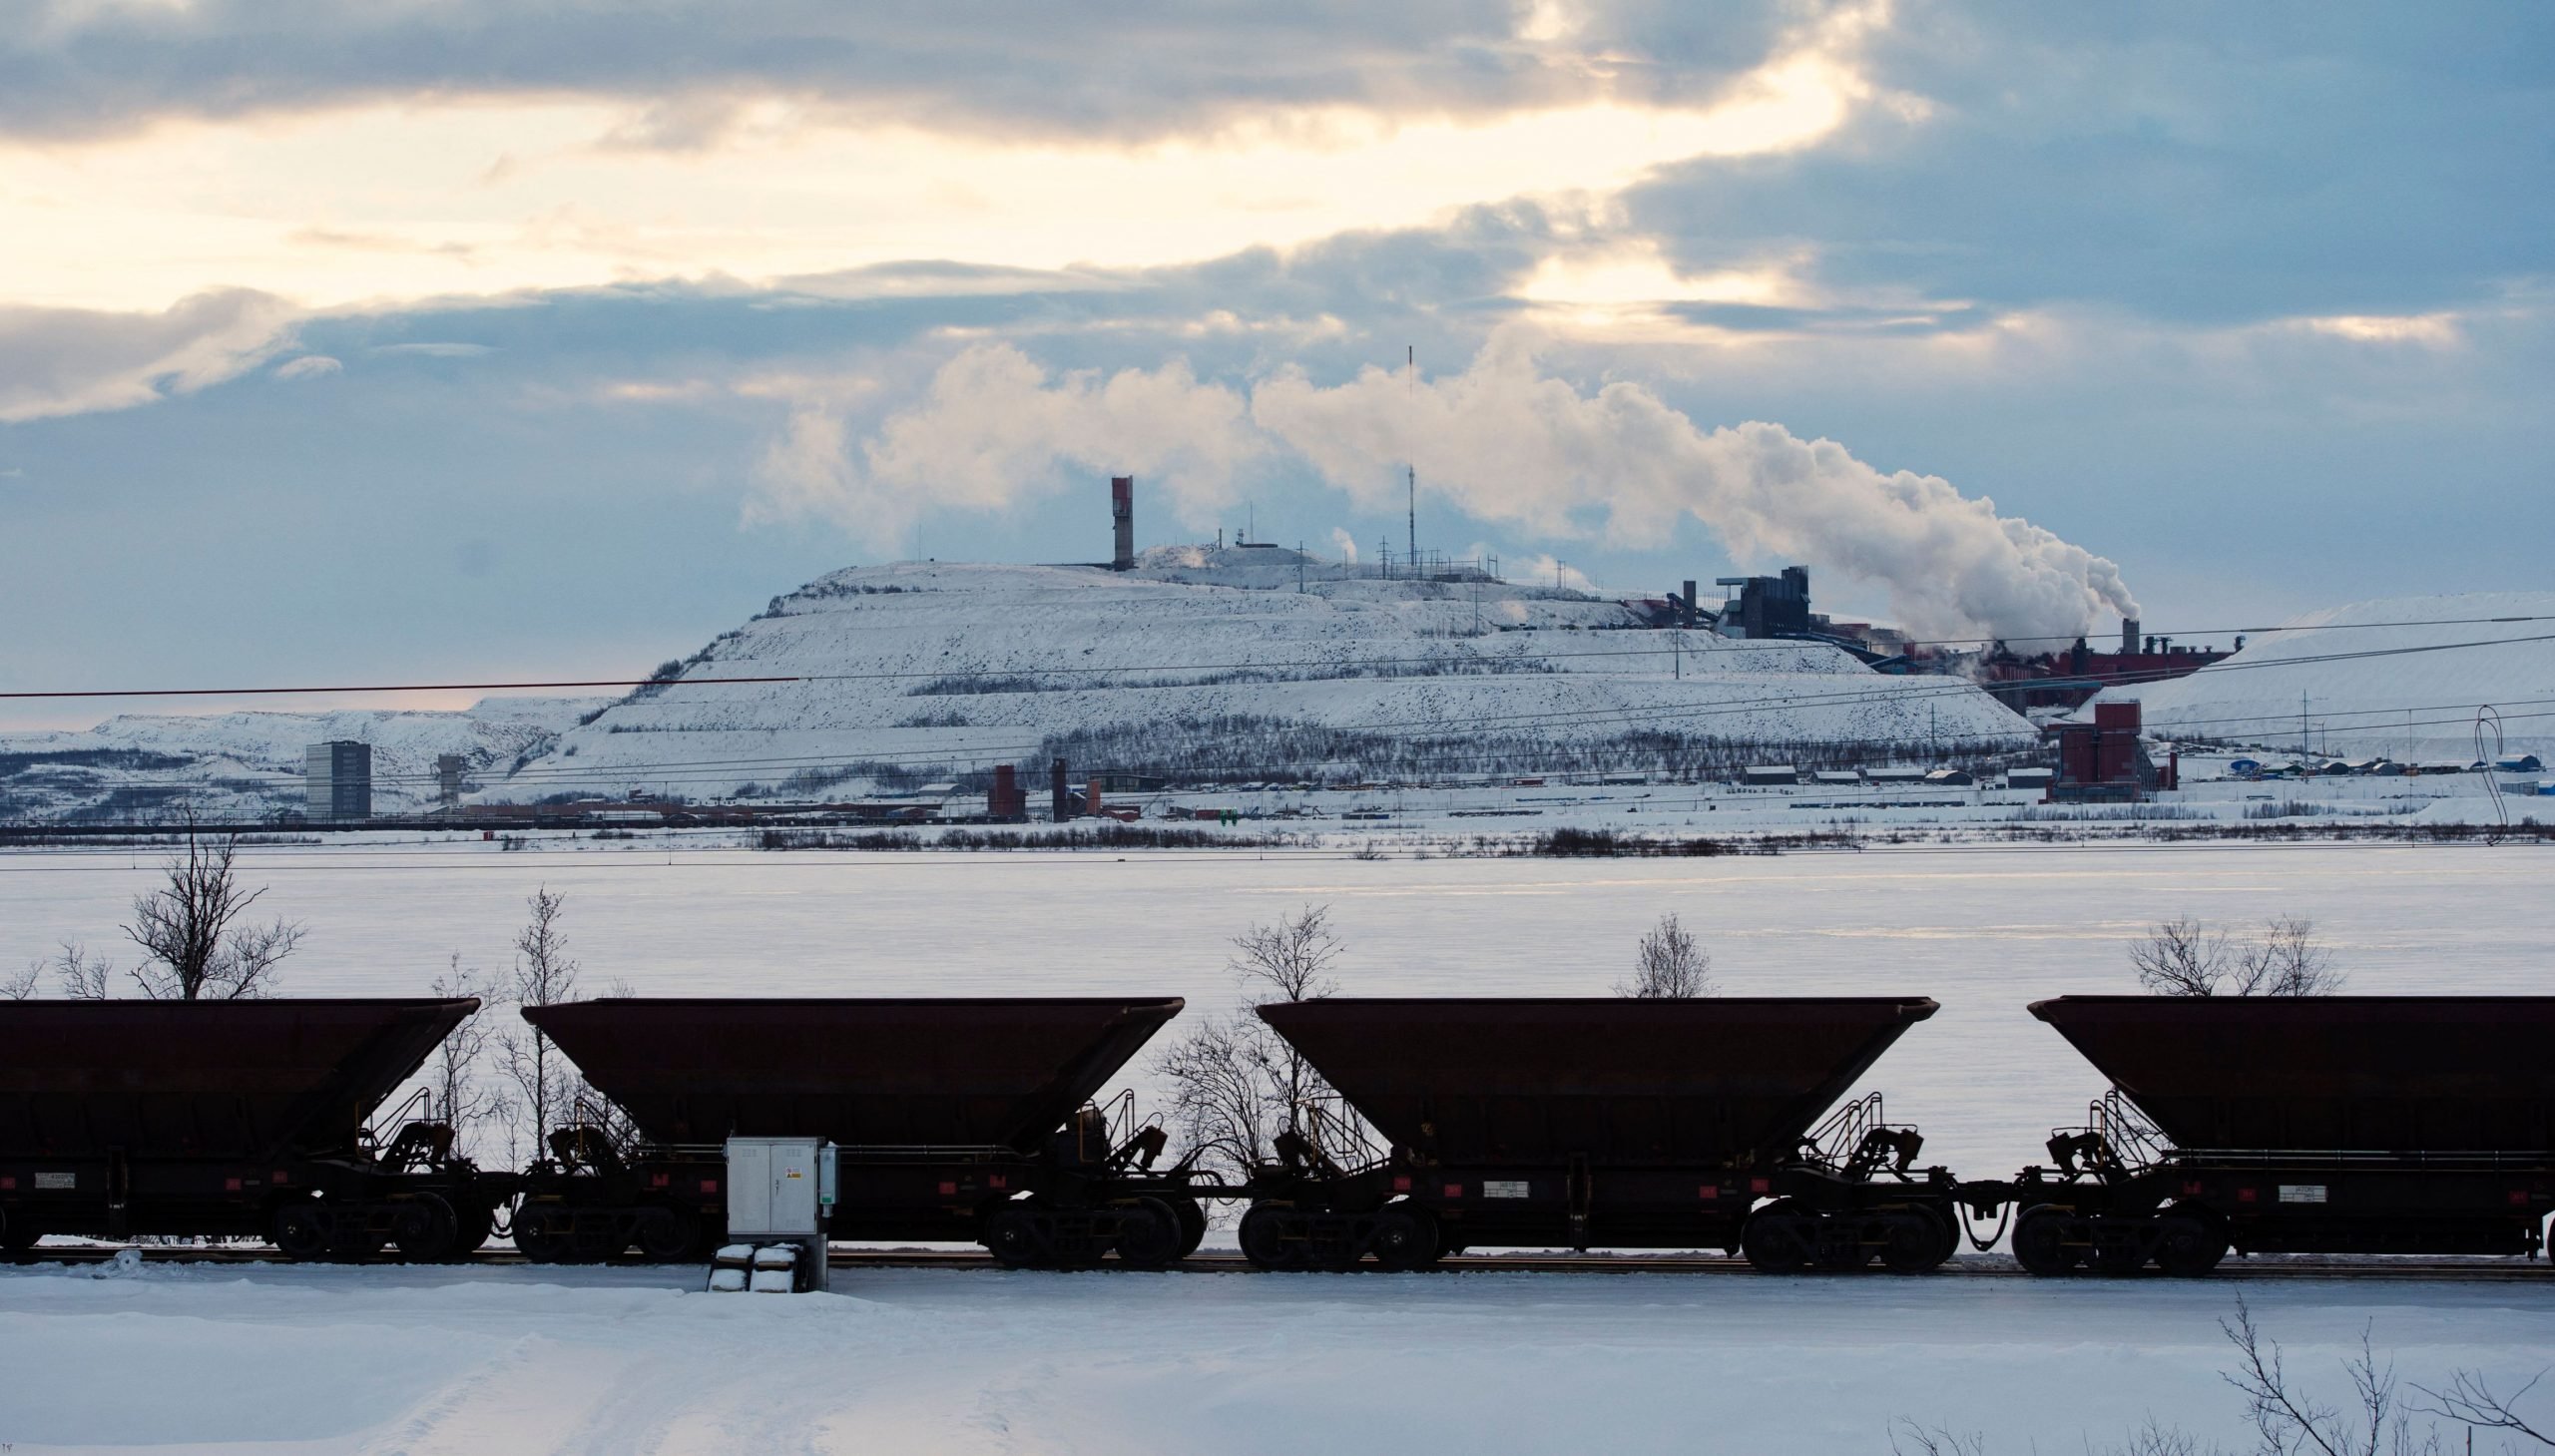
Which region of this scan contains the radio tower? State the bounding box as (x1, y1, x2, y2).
(1405, 345, 1418, 577)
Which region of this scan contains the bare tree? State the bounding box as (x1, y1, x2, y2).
(497, 887, 582, 1158)
(1154, 904, 1342, 1177)
(1617, 912, 1713, 998)
(2, 959, 38, 999)
(2134, 917, 2342, 997)
(2231, 916, 2346, 997)
(424, 954, 514, 1165)
(2131, 916, 2233, 996)
(121, 825, 303, 999)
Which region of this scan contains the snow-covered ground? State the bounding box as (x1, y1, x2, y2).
(0, 698, 602, 823)
(5, 1259, 2550, 1455)
(5, 840, 2552, 1452)
(2093, 591, 2555, 758)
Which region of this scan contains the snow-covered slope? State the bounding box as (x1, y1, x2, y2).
(502, 555, 2034, 800)
(2090, 592, 2555, 757)
(0, 699, 601, 823)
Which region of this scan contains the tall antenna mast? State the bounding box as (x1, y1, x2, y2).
(1405, 345, 1418, 578)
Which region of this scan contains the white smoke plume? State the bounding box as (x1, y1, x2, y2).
(748, 345, 1261, 553)
(1328, 526, 1359, 564)
(754, 334, 2138, 641)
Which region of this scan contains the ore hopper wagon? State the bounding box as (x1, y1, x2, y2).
(1989, 996, 2555, 1275)
(518, 997, 1206, 1267)
(0, 998, 505, 1260)
(1242, 997, 1959, 1272)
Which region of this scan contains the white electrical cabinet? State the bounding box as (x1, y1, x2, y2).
(724, 1137, 837, 1290)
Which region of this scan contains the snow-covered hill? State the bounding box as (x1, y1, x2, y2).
(2090, 592, 2555, 758)
(0, 699, 600, 823)
(497, 554, 2035, 800)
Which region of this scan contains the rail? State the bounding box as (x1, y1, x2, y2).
(362, 1087, 432, 1150)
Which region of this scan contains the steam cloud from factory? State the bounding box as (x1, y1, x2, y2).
(756, 335, 2140, 642)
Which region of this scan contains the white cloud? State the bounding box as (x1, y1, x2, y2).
(272, 353, 341, 378)
(0, 288, 294, 422)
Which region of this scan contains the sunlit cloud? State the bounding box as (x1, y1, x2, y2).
(0, 14, 1888, 314)
(2297, 312, 2461, 346)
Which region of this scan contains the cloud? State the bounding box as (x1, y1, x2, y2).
(1328, 526, 1359, 563)
(0, 289, 295, 422)
(0, 0, 1798, 143)
(757, 331, 2138, 640)
(272, 353, 341, 379)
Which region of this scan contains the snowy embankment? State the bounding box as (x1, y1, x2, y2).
(502, 557, 2032, 800)
(2093, 591, 2555, 758)
(0, 699, 601, 823)
(4, 1261, 2549, 1455)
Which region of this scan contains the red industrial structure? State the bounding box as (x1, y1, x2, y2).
(2045, 701, 2175, 802)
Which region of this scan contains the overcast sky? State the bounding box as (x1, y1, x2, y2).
(3, 1, 2547, 727)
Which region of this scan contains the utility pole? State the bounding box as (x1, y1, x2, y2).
(2301, 692, 2310, 757)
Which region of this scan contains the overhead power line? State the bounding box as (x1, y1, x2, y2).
(7, 615, 2554, 703)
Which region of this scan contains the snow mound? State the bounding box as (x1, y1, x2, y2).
(2091, 592, 2555, 757)
(505, 560, 2032, 800)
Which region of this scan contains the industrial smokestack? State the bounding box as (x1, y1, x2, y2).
(1681, 580, 1698, 627)
(2121, 618, 2140, 657)
(1051, 758, 1070, 821)
(1111, 476, 1134, 571)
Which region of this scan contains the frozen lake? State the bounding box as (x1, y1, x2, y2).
(3, 837, 2548, 1182)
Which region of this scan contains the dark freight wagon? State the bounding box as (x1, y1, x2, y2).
(516, 996, 1213, 1266)
(0, 998, 507, 1259)
(1239, 997, 1963, 1271)
(1984, 996, 2555, 1275)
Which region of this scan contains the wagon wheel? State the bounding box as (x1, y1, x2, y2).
(512, 1205, 576, 1263)
(270, 1203, 332, 1261)
(1169, 1198, 1209, 1260)
(982, 1204, 1047, 1269)
(1237, 1204, 1308, 1271)
(2154, 1215, 2228, 1277)
(634, 1206, 701, 1263)
(390, 1194, 459, 1262)
(1368, 1208, 1440, 1271)
(2010, 1207, 2079, 1276)
(1110, 1199, 1183, 1271)
(1740, 1205, 1813, 1273)
(1878, 1209, 1949, 1274)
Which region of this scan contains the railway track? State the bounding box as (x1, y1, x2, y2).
(13, 1244, 2547, 1282)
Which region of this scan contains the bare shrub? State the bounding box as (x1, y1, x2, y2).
(1617, 912, 1714, 998)
(1153, 904, 1342, 1177)
(121, 825, 303, 999)
(1, 959, 37, 999)
(2133, 916, 2342, 997)
(51, 945, 114, 999)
